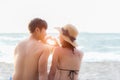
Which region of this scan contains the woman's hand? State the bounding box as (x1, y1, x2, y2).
(44, 35, 60, 53)
(45, 35, 60, 47)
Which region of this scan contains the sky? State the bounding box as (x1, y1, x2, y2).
(0, 0, 120, 33)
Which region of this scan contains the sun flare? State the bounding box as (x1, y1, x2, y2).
(46, 39, 56, 46)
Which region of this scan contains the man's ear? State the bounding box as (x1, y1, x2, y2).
(35, 27, 40, 33)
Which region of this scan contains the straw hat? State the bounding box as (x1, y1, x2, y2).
(55, 24, 79, 47)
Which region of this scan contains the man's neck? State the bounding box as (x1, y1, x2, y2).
(30, 33, 39, 40)
(30, 34, 45, 43)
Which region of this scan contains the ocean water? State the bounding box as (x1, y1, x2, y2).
(0, 33, 120, 63)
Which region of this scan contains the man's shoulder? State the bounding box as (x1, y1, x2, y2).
(43, 45, 51, 52)
(36, 42, 48, 49)
(18, 38, 28, 45)
(15, 40, 25, 49)
(14, 39, 28, 54)
(35, 43, 50, 54)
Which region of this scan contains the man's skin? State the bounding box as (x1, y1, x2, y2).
(12, 27, 50, 80)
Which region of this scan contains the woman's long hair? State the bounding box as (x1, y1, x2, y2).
(61, 40, 75, 54)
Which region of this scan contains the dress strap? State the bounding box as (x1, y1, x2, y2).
(58, 68, 79, 80)
(68, 70, 78, 80)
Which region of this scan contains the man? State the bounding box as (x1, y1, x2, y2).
(12, 18, 50, 80)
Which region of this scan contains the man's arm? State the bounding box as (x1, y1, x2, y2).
(48, 48, 59, 80)
(38, 47, 50, 80)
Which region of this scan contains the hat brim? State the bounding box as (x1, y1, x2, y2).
(54, 27, 78, 47)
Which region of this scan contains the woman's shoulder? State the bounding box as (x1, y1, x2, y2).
(54, 46, 63, 51)
(53, 46, 67, 55)
(74, 48, 84, 58)
(52, 47, 63, 57)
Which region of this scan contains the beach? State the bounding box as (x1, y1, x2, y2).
(79, 61, 120, 80)
(0, 61, 120, 80)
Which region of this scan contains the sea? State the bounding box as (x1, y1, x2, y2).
(0, 33, 120, 63)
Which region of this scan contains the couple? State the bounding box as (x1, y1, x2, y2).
(12, 18, 83, 80)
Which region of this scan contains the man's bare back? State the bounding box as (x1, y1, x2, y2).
(12, 18, 49, 80)
(13, 37, 49, 80)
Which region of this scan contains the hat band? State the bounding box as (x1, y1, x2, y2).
(62, 28, 76, 42)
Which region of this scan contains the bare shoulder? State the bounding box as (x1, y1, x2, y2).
(53, 46, 62, 54)
(75, 49, 84, 58)
(32, 41, 47, 53)
(17, 39, 28, 47)
(52, 46, 61, 56)
(54, 46, 61, 51)
(43, 45, 50, 52)
(40, 44, 51, 56)
(14, 39, 27, 54)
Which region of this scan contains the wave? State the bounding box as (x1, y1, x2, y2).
(83, 52, 120, 62)
(1, 51, 120, 64)
(0, 33, 120, 63)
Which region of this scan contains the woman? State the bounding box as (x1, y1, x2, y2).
(48, 24, 84, 80)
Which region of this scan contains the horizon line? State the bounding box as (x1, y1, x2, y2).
(0, 32, 120, 34)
